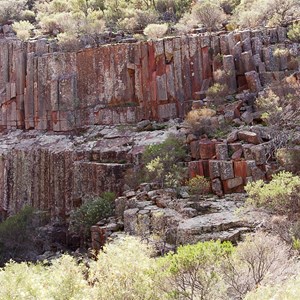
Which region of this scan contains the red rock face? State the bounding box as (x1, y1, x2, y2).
(188, 132, 274, 195)
(0, 146, 128, 220)
(0, 27, 295, 132)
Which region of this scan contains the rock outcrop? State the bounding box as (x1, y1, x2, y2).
(0, 27, 298, 131)
(91, 184, 268, 251)
(0, 124, 182, 219)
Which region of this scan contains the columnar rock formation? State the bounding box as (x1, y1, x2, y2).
(0, 126, 179, 219)
(188, 129, 273, 196)
(0, 27, 298, 131)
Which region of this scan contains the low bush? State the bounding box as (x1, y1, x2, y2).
(0, 0, 27, 24)
(0, 233, 297, 299)
(187, 175, 211, 195)
(143, 23, 168, 39)
(191, 1, 226, 31)
(142, 135, 187, 188)
(89, 236, 162, 300)
(12, 20, 34, 40)
(206, 83, 229, 107)
(222, 231, 295, 299)
(233, 0, 300, 28)
(276, 147, 300, 174)
(0, 206, 35, 265)
(256, 79, 300, 129)
(69, 192, 115, 240)
(245, 171, 300, 213)
(185, 107, 217, 136)
(288, 22, 300, 42)
(158, 240, 233, 300)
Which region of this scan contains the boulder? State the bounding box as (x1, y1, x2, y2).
(216, 143, 229, 160)
(238, 130, 262, 144)
(220, 161, 234, 180)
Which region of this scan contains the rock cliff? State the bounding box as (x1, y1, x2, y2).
(0, 27, 298, 131)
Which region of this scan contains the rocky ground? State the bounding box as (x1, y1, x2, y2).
(91, 184, 272, 254)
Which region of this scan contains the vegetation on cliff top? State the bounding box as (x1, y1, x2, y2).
(1, 0, 300, 46)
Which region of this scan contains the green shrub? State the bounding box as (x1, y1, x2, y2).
(245, 171, 300, 213)
(256, 82, 300, 129)
(0, 206, 35, 265)
(158, 240, 233, 300)
(0, 236, 164, 300)
(36, 0, 106, 38)
(69, 192, 115, 239)
(117, 9, 159, 32)
(276, 148, 300, 174)
(288, 22, 300, 42)
(142, 135, 186, 187)
(174, 12, 198, 33)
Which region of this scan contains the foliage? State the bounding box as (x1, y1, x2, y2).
(69, 192, 115, 239)
(273, 47, 289, 57)
(142, 135, 186, 187)
(12, 20, 34, 40)
(276, 147, 300, 174)
(206, 83, 229, 106)
(176, 0, 226, 33)
(221, 231, 294, 299)
(219, 0, 241, 14)
(35, 0, 106, 40)
(0, 255, 89, 300)
(256, 79, 300, 129)
(117, 9, 159, 33)
(288, 22, 300, 42)
(191, 1, 226, 31)
(244, 267, 300, 300)
(143, 23, 168, 39)
(187, 175, 211, 195)
(0, 206, 35, 265)
(0, 0, 27, 23)
(158, 240, 233, 300)
(174, 12, 198, 33)
(233, 0, 300, 28)
(185, 108, 217, 136)
(57, 31, 81, 50)
(0, 236, 165, 300)
(89, 236, 163, 300)
(0, 234, 297, 299)
(245, 171, 300, 213)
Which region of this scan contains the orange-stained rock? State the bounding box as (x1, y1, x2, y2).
(0, 28, 292, 131)
(188, 160, 204, 178)
(199, 139, 216, 159)
(233, 160, 251, 178)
